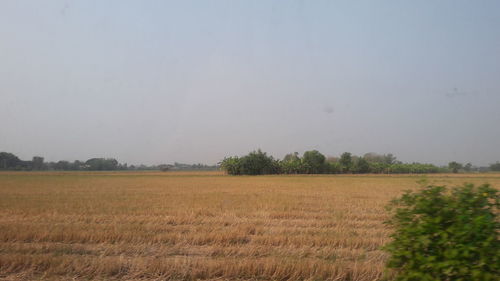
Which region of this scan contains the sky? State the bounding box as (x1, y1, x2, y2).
(1, 1, 500, 166)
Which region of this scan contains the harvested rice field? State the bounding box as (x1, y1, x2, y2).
(1, 172, 499, 280)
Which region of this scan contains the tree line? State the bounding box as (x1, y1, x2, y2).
(0, 152, 217, 171)
(2, 150, 498, 174)
(220, 150, 500, 175)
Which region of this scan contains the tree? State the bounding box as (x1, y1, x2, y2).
(220, 150, 278, 175)
(283, 152, 300, 162)
(32, 156, 44, 170)
(85, 158, 119, 171)
(384, 153, 397, 165)
(326, 156, 339, 163)
(158, 164, 171, 172)
(220, 156, 241, 175)
(301, 150, 326, 174)
(281, 152, 303, 174)
(0, 152, 22, 170)
(354, 157, 370, 173)
(339, 152, 353, 173)
(326, 162, 342, 173)
(448, 161, 463, 173)
(54, 160, 70, 170)
(239, 150, 277, 175)
(490, 162, 500, 172)
(364, 152, 384, 163)
(464, 162, 473, 172)
(71, 160, 84, 170)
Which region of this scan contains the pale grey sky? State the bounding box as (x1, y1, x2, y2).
(1, 1, 499, 166)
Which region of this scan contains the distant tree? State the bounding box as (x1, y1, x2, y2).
(384, 153, 397, 165)
(490, 162, 500, 172)
(0, 152, 22, 170)
(71, 160, 84, 170)
(118, 163, 128, 170)
(326, 156, 339, 163)
(369, 162, 389, 174)
(339, 152, 353, 173)
(354, 157, 370, 173)
(220, 156, 241, 175)
(448, 161, 463, 173)
(158, 164, 171, 172)
(54, 160, 70, 170)
(301, 150, 326, 174)
(363, 152, 385, 163)
(220, 150, 279, 175)
(220, 150, 443, 175)
(464, 162, 473, 172)
(283, 152, 300, 162)
(239, 150, 277, 175)
(388, 163, 442, 174)
(85, 158, 119, 171)
(280, 160, 302, 174)
(104, 158, 118, 170)
(327, 162, 342, 173)
(32, 156, 44, 170)
(281, 152, 303, 174)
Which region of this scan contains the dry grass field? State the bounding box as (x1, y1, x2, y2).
(0, 172, 499, 281)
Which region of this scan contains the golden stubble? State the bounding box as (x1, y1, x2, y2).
(0, 172, 498, 280)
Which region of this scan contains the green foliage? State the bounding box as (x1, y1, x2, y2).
(388, 163, 443, 174)
(220, 156, 242, 175)
(85, 158, 119, 171)
(384, 183, 499, 281)
(301, 150, 327, 174)
(283, 152, 300, 162)
(339, 152, 353, 173)
(239, 150, 278, 175)
(364, 152, 398, 165)
(369, 162, 389, 174)
(353, 157, 370, 173)
(221, 150, 278, 175)
(280, 158, 302, 174)
(448, 161, 463, 173)
(327, 162, 342, 174)
(220, 150, 446, 175)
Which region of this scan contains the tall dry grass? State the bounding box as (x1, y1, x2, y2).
(0, 172, 498, 280)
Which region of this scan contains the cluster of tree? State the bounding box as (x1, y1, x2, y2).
(220, 150, 497, 175)
(446, 161, 496, 173)
(489, 162, 500, 172)
(0, 153, 128, 171)
(0, 152, 217, 171)
(0, 152, 46, 170)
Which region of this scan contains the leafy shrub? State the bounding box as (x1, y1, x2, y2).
(384, 183, 499, 281)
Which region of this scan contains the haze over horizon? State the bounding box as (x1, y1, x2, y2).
(1, 1, 500, 166)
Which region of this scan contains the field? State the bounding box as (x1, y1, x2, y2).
(0, 172, 499, 281)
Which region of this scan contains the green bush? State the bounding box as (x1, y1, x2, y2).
(220, 150, 279, 175)
(384, 183, 499, 281)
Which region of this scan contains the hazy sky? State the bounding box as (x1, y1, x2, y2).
(1, 1, 500, 166)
